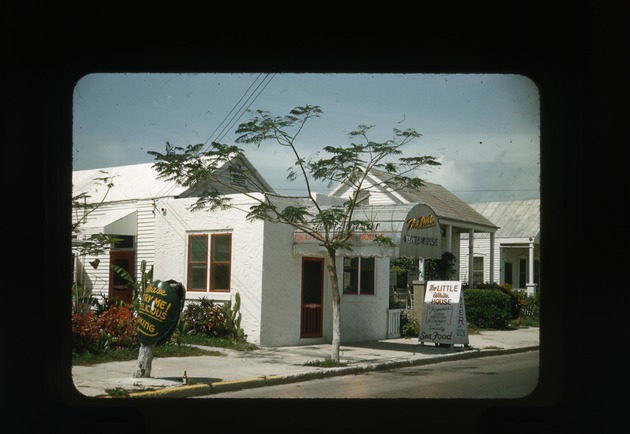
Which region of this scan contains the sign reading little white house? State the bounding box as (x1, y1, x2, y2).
(418, 281, 469, 347)
(293, 203, 443, 259)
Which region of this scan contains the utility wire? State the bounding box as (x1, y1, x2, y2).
(204, 72, 276, 148)
(153, 73, 274, 200)
(150, 73, 276, 233)
(201, 73, 266, 147)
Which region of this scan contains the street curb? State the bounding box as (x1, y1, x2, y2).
(118, 345, 539, 398)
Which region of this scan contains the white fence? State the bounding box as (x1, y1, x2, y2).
(387, 308, 402, 338)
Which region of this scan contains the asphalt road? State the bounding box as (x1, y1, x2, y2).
(194, 350, 539, 399)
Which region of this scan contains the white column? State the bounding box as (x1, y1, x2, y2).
(468, 229, 474, 287)
(446, 224, 452, 253)
(526, 237, 536, 296)
(489, 232, 495, 284)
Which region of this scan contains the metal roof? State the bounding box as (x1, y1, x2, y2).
(72, 154, 275, 204)
(395, 181, 498, 230)
(359, 168, 498, 232)
(72, 162, 188, 203)
(467, 199, 540, 239)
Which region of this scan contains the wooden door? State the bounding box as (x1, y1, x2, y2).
(109, 250, 135, 305)
(300, 257, 324, 338)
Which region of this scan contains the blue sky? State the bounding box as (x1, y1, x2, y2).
(73, 73, 540, 203)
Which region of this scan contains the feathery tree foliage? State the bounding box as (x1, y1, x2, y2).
(149, 105, 440, 361)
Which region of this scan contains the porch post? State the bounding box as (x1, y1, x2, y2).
(489, 232, 495, 284)
(526, 237, 536, 296)
(445, 224, 452, 252)
(468, 229, 474, 287)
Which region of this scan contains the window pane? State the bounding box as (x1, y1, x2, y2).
(343, 257, 359, 294)
(361, 257, 374, 269)
(189, 264, 207, 290)
(212, 235, 231, 262)
(473, 257, 484, 286)
(360, 257, 375, 294)
(211, 264, 230, 290)
(188, 235, 208, 290)
(190, 236, 208, 262)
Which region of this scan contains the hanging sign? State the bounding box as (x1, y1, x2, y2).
(137, 280, 186, 346)
(418, 280, 469, 346)
(399, 203, 442, 258)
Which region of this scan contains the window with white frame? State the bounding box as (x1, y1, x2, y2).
(343, 257, 375, 295)
(473, 256, 484, 287)
(187, 233, 232, 292)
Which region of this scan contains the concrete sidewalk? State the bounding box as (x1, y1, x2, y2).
(71, 327, 540, 398)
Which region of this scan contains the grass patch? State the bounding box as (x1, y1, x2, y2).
(73, 335, 258, 366)
(304, 358, 348, 368)
(73, 345, 222, 366)
(105, 386, 132, 398)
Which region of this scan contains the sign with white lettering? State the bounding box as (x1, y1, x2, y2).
(418, 280, 469, 346)
(137, 280, 185, 346)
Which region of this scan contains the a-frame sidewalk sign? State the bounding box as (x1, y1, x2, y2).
(418, 280, 469, 347)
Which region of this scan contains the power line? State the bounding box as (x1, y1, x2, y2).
(202, 73, 265, 147)
(151, 73, 276, 230)
(204, 73, 276, 149)
(153, 73, 275, 200)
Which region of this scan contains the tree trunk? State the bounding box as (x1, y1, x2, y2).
(133, 343, 156, 378)
(326, 248, 342, 363)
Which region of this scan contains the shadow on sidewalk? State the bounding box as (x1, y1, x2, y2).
(341, 340, 472, 354)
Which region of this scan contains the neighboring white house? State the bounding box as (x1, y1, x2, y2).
(328, 168, 499, 284)
(72, 161, 500, 347)
(458, 199, 540, 296)
(71, 155, 274, 307)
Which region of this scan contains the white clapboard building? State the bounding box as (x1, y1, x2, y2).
(459, 199, 541, 295)
(73, 160, 499, 347)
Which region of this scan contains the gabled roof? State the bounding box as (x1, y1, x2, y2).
(394, 181, 498, 230)
(72, 154, 276, 204)
(330, 168, 498, 232)
(72, 162, 189, 203)
(467, 199, 540, 240)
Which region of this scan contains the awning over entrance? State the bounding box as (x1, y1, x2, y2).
(293, 204, 443, 258)
(80, 209, 138, 236)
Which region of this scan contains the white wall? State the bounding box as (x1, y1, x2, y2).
(340, 256, 391, 342)
(153, 194, 266, 345)
(459, 235, 540, 289)
(257, 221, 305, 347)
(73, 200, 155, 302)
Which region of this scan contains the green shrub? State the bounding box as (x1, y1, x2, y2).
(400, 310, 419, 337)
(517, 290, 540, 318)
(182, 296, 245, 340)
(463, 289, 511, 329)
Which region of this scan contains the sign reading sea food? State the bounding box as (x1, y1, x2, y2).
(418, 281, 469, 347)
(137, 280, 185, 346)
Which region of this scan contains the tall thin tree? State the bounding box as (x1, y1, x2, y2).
(149, 105, 440, 362)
